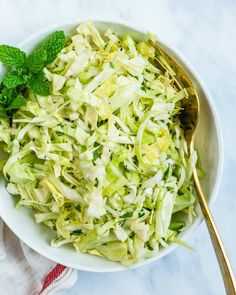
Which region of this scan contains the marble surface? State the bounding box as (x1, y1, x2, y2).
(0, 0, 236, 294)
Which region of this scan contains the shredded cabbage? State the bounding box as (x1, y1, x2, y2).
(0, 21, 197, 266)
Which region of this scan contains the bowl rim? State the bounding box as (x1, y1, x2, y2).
(0, 18, 224, 272)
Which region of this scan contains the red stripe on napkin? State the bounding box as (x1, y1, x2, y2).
(39, 264, 67, 294)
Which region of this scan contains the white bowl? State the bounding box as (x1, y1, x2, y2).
(0, 20, 223, 272)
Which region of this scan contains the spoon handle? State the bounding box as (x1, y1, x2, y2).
(193, 169, 236, 295)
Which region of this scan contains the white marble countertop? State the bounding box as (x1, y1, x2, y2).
(0, 0, 235, 294)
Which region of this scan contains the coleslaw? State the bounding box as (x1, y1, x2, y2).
(0, 21, 197, 266)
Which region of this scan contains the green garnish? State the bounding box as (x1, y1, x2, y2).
(75, 204, 81, 212)
(0, 31, 65, 118)
(120, 211, 133, 218)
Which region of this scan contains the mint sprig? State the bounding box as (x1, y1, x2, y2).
(26, 49, 47, 73)
(0, 45, 26, 68)
(0, 30, 65, 119)
(3, 71, 25, 88)
(7, 94, 27, 110)
(28, 71, 50, 96)
(42, 31, 66, 64)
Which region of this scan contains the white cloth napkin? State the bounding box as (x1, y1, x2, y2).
(0, 217, 78, 295)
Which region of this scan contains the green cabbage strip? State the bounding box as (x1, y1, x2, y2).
(0, 21, 197, 266)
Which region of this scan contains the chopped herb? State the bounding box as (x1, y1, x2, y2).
(138, 209, 145, 218)
(58, 123, 64, 128)
(5, 173, 10, 181)
(141, 86, 147, 92)
(72, 230, 82, 235)
(120, 211, 133, 218)
(129, 232, 135, 238)
(133, 155, 139, 166)
(93, 150, 100, 162)
(93, 142, 100, 162)
(163, 166, 170, 179)
(75, 204, 81, 212)
(94, 142, 100, 147)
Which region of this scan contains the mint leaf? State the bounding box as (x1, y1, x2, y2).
(34, 69, 46, 81)
(34, 80, 50, 96)
(28, 72, 50, 96)
(26, 49, 47, 73)
(42, 31, 65, 64)
(7, 94, 27, 110)
(0, 45, 26, 68)
(3, 71, 24, 88)
(0, 86, 17, 104)
(0, 104, 7, 118)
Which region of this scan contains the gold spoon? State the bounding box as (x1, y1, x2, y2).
(149, 39, 236, 295)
